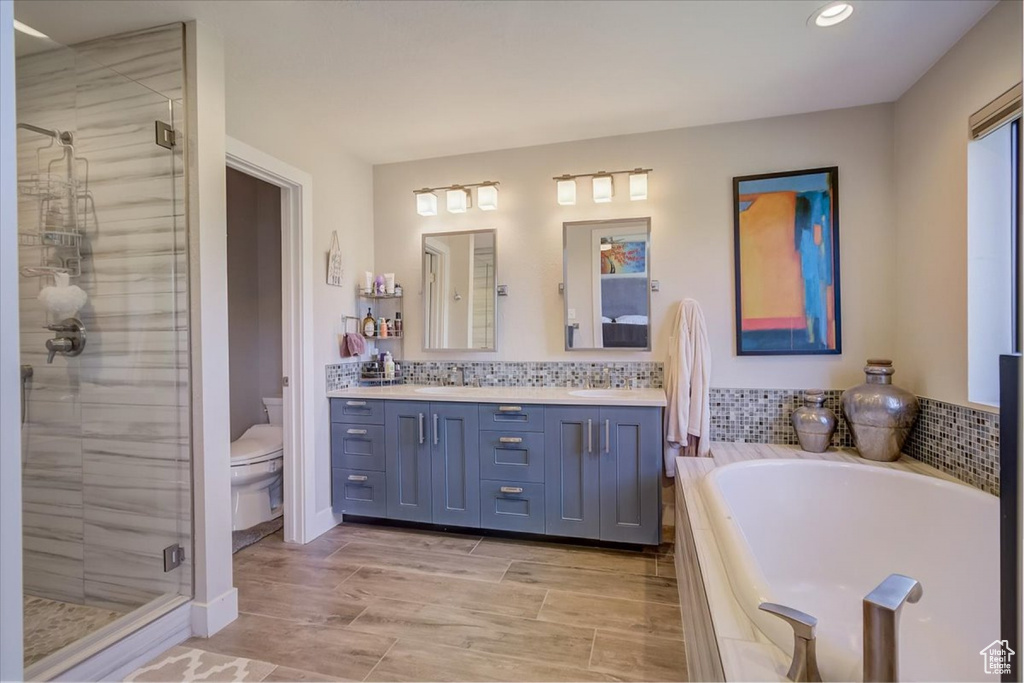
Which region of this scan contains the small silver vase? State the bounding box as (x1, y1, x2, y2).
(791, 389, 837, 453)
(841, 359, 919, 462)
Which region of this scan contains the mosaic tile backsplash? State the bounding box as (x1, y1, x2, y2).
(324, 361, 999, 494)
(903, 397, 999, 495)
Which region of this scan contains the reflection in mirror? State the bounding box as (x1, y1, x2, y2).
(563, 218, 651, 351)
(422, 229, 497, 351)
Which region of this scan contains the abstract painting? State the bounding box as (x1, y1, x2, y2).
(733, 167, 841, 355)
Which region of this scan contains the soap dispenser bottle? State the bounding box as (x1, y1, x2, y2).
(362, 308, 376, 337)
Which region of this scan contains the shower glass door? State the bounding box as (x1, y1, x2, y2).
(16, 24, 191, 676)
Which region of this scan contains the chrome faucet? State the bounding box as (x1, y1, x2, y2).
(863, 574, 923, 682)
(759, 603, 822, 682)
(448, 367, 465, 387)
(590, 368, 611, 389)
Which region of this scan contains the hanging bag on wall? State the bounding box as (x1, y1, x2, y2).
(327, 230, 344, 287)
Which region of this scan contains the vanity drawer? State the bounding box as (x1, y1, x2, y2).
(480, 480, 546, 534)
(331, 398, 385, 425)
(479, 431, 545, 483)
(331, 423, 386, 471)
(478, 403, 545, 432)
(332, 468, 386, 517)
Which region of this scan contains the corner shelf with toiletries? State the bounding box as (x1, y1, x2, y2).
(349, 274, 405, 386)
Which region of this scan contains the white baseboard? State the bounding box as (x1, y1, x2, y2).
(190, 587, 238, 638)
(52, 602, 191, 682)
(307, 506, 343, 542)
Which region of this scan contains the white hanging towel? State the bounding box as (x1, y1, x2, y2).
(664, 298, 711, 476)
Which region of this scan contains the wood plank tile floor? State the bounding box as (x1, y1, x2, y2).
(180, 523, 686, 682)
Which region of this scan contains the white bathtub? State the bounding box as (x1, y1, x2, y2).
(702, 459, 998, 681)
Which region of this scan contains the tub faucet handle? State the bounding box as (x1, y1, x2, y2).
(863, 574, 923, 682)
(758, 603, 822, 683)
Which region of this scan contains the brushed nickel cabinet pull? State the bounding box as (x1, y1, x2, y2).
(605, 419, 610, 453)
(347, 475, 368, 482)
(433, 413, 439, 445)
(498, 436, 523, 444)
(347, 428, 368, 435)
(500, 486, 524, 494)
(587, 419, 593, 454)
(498, 405, 522, 413)
(346, 400, 367, 407)
(418, 413, 425, 444)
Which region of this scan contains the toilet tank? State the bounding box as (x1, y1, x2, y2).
(263, 397, 284, 425)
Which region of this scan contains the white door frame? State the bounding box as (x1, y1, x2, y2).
(225, 137, 314, 544)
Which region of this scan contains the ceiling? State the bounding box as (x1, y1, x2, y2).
(14, 0, 996, 164)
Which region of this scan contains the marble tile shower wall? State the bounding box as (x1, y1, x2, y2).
(326, 361, 999, 493)
(18, 25, 190, 611)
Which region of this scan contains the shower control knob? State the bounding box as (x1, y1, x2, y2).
(43, 317, 86, 364)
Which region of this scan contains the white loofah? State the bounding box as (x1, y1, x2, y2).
(38, 272, 88, 320)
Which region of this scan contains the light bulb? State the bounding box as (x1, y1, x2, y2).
(477, 184, 498, 211)
(592, 175, 614, 203)
(629, 171, 648, 201)
(557, 179, 576, 206)
(416, 191, 437, 216)
(447, 187, 471, 213)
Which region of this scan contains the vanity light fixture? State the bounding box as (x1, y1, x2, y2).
(810, 1, 853, 27)
(412, 180, 499, 215)
(629, 169, 648, 201)
(447, 186, 472, 213)
(415, 189, 438, 216)
(553, 167, 653, 205)
(556, 176, 577, 206)
(477, 182, 499, 211)
(592, 174, 614, 203)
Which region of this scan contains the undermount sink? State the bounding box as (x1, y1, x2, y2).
(569, 389, 635, 398)
(414, 386, 478, 395)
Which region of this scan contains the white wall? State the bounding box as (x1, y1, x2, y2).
(894, 0, 1022, 409)
(374, 104, 897, 390)
(224, 74, 374, 522)
(0, 0, 25, 676)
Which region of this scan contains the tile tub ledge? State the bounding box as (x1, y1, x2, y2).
(326, 384, 667, 407)
(673, 443, 966, 682)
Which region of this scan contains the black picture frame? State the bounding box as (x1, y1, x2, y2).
(732, 166, 842, 356)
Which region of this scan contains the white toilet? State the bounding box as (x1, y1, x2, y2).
(230, 397, 284, 531)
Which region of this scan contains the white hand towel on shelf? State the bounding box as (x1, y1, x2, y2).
(664, 298, 711, 476)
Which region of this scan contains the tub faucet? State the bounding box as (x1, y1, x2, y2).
(863, 574, 923, 682)
(758, 603, 821, 682)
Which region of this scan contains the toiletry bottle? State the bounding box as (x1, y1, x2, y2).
(378, 317, 388, 337)
(362, 308, 376, 337)
(393, 312, 403, 337)
(384, 352, 395, 380)
(384, 273, 396, 295)
(394, 283, 403, 297)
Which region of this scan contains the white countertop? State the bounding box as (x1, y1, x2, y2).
(326, 384, 667, 407)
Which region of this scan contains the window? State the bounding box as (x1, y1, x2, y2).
(967, 84, 1022, 406)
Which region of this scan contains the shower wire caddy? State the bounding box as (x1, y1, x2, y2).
(16, 125, 98, 280)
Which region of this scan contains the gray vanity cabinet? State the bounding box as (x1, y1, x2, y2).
(430, 403, 480, 527)
(384, 401, 432, 522)
(545, 405, 661, 545)
(332, 396, 662, 546)
(599, 407, 662, 544)
(544, 407, 601, 540)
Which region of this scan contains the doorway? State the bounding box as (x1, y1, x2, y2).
(226, 167, 284, 549)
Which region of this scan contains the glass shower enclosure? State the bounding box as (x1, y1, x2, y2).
(15, 24, 192, 677)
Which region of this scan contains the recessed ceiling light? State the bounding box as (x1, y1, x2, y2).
(13, 20, 49, 39)
(810, 2, 853, 28)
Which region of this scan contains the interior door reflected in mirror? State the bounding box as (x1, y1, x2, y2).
(563, 218, 651, 351)
(422, 229, 497, 351)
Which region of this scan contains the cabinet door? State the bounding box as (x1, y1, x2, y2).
(544, 406, 600, 539)
(431, 402, 480, 527)
(385, 401, 432, 522)
(598, 407, 662, 545)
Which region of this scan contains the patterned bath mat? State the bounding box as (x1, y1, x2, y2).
(125, 646, 276, 682)
(23, 595, 123, 666)
(232, 517, 284, 554)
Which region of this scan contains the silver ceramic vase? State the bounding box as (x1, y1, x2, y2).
(841, 359, 919, 462)
(791, 390, 837, 453)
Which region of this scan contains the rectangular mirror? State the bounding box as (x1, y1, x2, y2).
(563, 218, 651, 351)
(422, 229, 497, 351)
